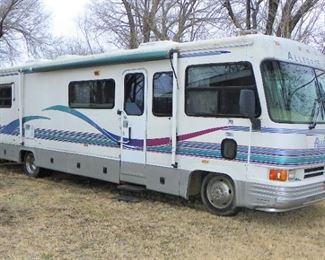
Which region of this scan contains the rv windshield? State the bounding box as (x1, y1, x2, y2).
(261, 60, 325, 124)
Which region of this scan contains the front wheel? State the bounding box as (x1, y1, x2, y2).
(201, 173, 238, 216)
(23, 152, 41, 177)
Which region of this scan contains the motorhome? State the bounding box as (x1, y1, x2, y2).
(0, 34, 324, 215)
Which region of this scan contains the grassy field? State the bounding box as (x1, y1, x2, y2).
(0, 165, 324, 259)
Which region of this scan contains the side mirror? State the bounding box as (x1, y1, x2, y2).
(239, 89, 261, 131)
(240, 89, 255, 117)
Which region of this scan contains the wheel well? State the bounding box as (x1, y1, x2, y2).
(187, 170, 209, 197)
(187, 171, 234, 198)
(19, 150, 33, 163)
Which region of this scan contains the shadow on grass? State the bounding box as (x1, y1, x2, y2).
(2, 166, 324, 224)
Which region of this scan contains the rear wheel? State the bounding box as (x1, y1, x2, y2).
(201, 173, 238, 216)
(23, 152, 41, 177)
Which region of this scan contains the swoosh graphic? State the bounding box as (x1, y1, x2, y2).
(0, 116, 50, 135)
(44, 105, 120, 143)
(44, 105, 228, 147)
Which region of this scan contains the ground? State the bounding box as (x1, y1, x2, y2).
(0, 165, 324, 259)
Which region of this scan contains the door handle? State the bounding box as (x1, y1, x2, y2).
(128, 127, 132, 142)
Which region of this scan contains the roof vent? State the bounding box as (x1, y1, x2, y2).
(55, 55, 83, 61)
(236, 29, 258, 36)
(138, 40, 177, 49)
(24, 59, 51, 65)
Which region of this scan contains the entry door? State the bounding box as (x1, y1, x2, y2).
(121, 71, 147, 176)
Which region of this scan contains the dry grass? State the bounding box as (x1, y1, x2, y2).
(0, 165, 324, 260)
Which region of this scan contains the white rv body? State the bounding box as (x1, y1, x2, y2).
(0, 34, 324, 213)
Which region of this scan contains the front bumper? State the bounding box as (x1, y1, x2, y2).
(245, 180, 325, 212)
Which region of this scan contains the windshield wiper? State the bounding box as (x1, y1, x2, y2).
(308, 79, 325, 129)
(309, 100, 319, 129)
(309, 96, 325, 129)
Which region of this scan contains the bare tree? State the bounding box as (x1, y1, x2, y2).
(43, 35, 105, 59)
(221, 0, 323, 40)
(42, 38, 94, 59)
(0, 0, 51, 64)
(83, 0, 223, 49)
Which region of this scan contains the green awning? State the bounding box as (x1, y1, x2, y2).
(22, 50, 170, 73)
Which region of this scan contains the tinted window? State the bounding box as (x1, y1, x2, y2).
(0, 84, 12, 108)
(69, 79, 115, 109)
(185, 62, 260, 117)
(124, 73, 144, 116)
(153, 72, 173, 116)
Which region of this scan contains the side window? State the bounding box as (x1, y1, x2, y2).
(0, 84, 12, 108)
(185, 62, 260, 117)
(124, 73, 144, 116)
(69, 79, 115, 109)
(153, 72, 173, 117)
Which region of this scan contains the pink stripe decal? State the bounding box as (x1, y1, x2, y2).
(147, 137, 170, 146)
(177, 126, 229, 141)
(147, 126, 228, 146)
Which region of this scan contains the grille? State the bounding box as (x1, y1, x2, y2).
(304, 166, 324, 179)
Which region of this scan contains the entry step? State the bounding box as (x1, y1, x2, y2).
(117, 184, 146, 192)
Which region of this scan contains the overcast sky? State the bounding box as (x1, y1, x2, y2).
(42, 0, 90, 37)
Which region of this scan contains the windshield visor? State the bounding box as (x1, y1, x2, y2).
(261, 60, 325, 124)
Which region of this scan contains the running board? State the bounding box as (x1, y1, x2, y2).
(115, 184, 146, 203)
(117, 184, 146, 192)
(0, 162, 21, 167)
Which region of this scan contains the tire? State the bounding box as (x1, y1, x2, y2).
(23, 152, 41, 177)
(201, 173, 239, 216)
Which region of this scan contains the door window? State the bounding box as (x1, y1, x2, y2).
(124, 73, 145, 115)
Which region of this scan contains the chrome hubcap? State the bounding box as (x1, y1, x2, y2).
(206, 177, 233, 209)
(26, 154, 37, 174)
